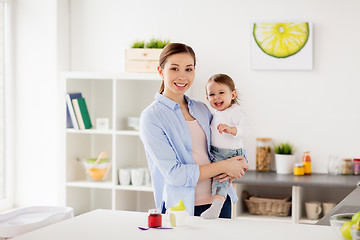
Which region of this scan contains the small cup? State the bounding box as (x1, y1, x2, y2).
(144, 168, 151, 186)
(131, 168, 144, 186)
(322, 202, 337, 216)
(305, 201, 322, 220)
(118, 168, 131, 186)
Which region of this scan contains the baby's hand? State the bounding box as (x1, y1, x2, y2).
(217, 124, 237, 136)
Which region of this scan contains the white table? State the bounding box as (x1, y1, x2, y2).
(12, 209, 338, 240)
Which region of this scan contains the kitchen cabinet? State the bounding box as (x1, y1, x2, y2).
(233, 171, 359, 224)
(61, 72, 161, 215)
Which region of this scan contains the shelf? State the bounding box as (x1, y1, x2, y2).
(115, 130, 139, 136)
(62, 71, 161, 81)
(66, 129, 113, 135)
(236, 213, 292, 223)
(66, 129, 140, 136)
(65, 181, 153, 192)
(115, 185, 153, 192)
(66, 181, 114, 189)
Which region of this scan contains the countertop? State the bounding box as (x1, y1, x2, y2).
(233, 170, 360, 188)
(12, 209, 338, 240)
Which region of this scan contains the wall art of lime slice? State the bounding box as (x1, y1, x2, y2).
(253, 22, 309, 58)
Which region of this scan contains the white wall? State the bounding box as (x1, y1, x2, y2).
(69, 0, 360, 173)
(14, 0, 62, 207)
(13, 0, 360, 207)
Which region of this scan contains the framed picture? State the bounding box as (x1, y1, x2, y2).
(250, 22, 313, 70)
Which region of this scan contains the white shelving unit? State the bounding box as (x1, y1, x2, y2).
(62, 72, 161, 215)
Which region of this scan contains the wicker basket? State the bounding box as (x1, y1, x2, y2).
(242, 190, 292, 217)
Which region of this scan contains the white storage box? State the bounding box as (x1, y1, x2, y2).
(0, 206, 74, 239)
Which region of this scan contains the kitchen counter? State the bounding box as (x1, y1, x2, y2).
(233, 170, 360, 187)
(12, 209, 338, 240)
(317, 186, 360, 226)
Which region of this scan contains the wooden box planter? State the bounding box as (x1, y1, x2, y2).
(125, 49, 162, 73)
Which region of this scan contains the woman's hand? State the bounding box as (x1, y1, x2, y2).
(221, 155, 248, 179)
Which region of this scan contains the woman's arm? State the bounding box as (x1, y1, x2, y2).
(198, 155, 248, 182)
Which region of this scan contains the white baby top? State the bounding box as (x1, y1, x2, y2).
(210, 104, 246, 150)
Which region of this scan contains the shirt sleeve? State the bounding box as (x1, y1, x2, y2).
(139, 110, 200, 188)
(230, 106, 247, 137)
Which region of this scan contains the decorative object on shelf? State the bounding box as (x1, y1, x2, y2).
(79, 152, 111, 181)
(328, 155, 342, 175)
(302, 150, 312, 175)
(305, 201, 322, 220)
(125, 38, 170, 73)
(65, 92, 83, 129)
(96, 118, 109, 130)
(251, 22, 313, 70)
(118, 168, 131, 186)
(255, 137, 272, 172)
(127, 116, 140, 130)
(242, 190, 291, 217)
(322, 202, 337, 216)
(274, 142, 295, 174)
(131, 168, 145, 186)
(72, 97, 93, 130)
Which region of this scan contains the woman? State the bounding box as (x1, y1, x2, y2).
(139, 43, 248, 218)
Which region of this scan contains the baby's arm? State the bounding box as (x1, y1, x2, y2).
(217, 124, 237, 136)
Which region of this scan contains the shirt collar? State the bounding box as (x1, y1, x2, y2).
(155, 92, 194, 110)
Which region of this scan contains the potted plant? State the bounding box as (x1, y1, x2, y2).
(274, 142, 296, 174)
(125, 39, 170, 73)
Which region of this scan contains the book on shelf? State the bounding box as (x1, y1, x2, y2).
(66, 92, 83, 129)
(72, 97, 93, 130)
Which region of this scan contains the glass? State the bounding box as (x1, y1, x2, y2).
(341, 158, 353, 175)
(353, 159, 360, 175)
(256, 138, 272, 171)
(328, 155, 342, 175)
(148, 209, 162, 227)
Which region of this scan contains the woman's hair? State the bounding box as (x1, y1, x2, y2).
(206, 74, 240, 105)
(158, 43, 196, 94)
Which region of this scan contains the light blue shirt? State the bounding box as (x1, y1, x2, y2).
(139, 93, 238, 216)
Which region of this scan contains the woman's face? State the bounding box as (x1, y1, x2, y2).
(158, 53, 195, 100)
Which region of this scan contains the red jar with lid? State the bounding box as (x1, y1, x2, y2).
(148, 209, 162, 228)
(353, 159, 360, 175)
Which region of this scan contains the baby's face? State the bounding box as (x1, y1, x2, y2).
(206, 81, 236, 111)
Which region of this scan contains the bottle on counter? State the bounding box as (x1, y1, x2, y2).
(256, 137, 272, 172)
(354, 159, 360, 175)
(302, 150, 312, 175)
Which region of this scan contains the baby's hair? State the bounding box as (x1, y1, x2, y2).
(158, 43, 196, 94)
(206, 74, 239, 105)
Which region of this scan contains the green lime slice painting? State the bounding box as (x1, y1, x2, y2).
(251, 22, 313, 70)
